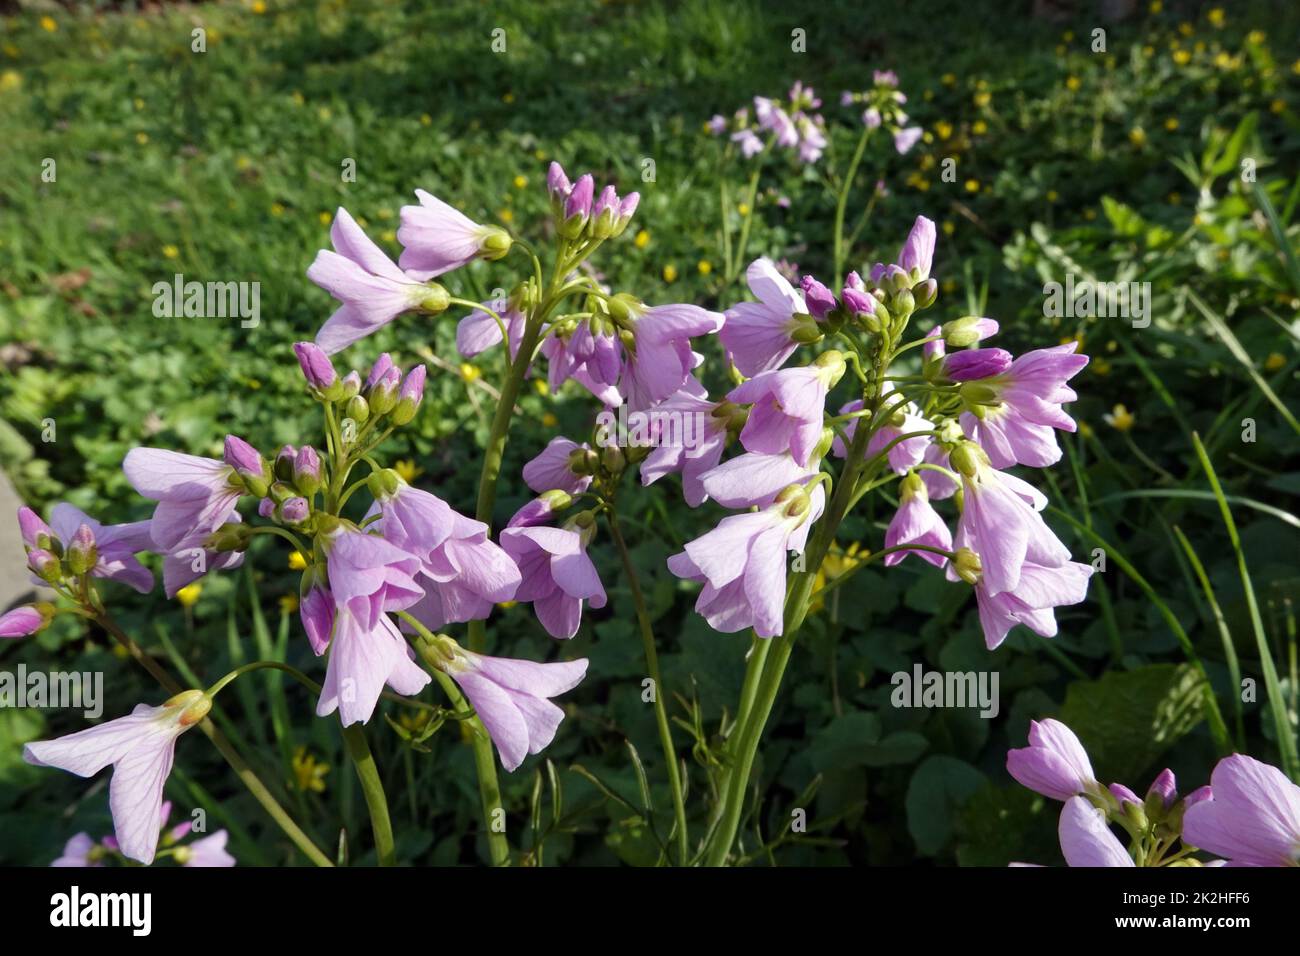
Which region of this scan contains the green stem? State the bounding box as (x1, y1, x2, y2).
(726, 168, 762, 284)
(607, 510, 689, 865)
(833, 125, 873, 289)
(340, 722, 395, 866)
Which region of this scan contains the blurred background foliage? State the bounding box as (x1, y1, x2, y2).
(0, 0, 1297, 866)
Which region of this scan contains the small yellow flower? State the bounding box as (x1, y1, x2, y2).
(973, 91, 991, 108)
(235, 155, 252, 170)
(1164, 117, 1179, 131)
(1079, 420, 1095, 439)
(1103, 403, 1134, 431)
(162, 244, 179, 260)
(176, 583, 202, 608)
(663, 263, 678, 283)
(279, 594, 299, 615)
(1062, 30, 1074, 42)
(964, 178, 980, 193)
(318, 211, 332, 225)
(941, 73, 957, 87)
(394, 459, 421, 482)
(942, 220, 955, 236)
(1065, 76, 1081, 91)
(919, 153, 936, 171)
(420, 113, 432, 126)
(1269, 99, 1285, 114)
(512, 174, 527, 189)
(1092, 358, 1113, 376)
(502, 91, 515, 104)
(1178, 21, 1194, 37)
(1293, 59, 1300, 75)
(1142, 45, 1155, 57)
(1149, 0, 1162, 12)
(460, 362, 482, 383)
(3, 43, 19, 58)
(0, 70, 19, 93)
(288, 550, 308, 571)
(1129, 127, 1147, 147)
(40, 16, 57, 32)
(271, 202, 286, 216)
(1247, 30, 1266, 46)
(1264, 352, 1286, 372)
(291, 747, 329, 793)
(133, 98, 144, 111)
(1084, 208, 1097, 220)
(1046, 190, 1059, 202)
(972, 119, 987, 135)
(935, 119, 953, 141)
(634, 229, 650, 249)
(380, 229, 396, 244)
(252, 0, 268, 13)
(697, 259, 713, 276)
(541, 412, 558, 428)
(497, 208, 513, 224)
(737, 202, 750, 217)
(533, 379, 550, 397)
(1173, 49, 1191, 65)
(135, 132, 149, 145)
(1207, 7, 1225, 28)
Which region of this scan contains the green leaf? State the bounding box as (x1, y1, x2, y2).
(905, 756, 987, 857)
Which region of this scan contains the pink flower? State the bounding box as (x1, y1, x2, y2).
(1, 605, 48, 638)
(729, 354, 843, 467)
(1058, 796, 1134, 867)
(883, 473, 952, 568)
(833, 387, 934, 475)
(1006, 718, 1098, 801)
(639, 382, 731, 507)
(721, 258, 809, 376)
(960, 342, 1089, 468)
(315, 607, 430, 726)
(894, 127, 923, 154)
(308, 208, 441, 355)
(971, 559, 1094, 649)
(323, 523, 424, 629)
(44, 503, 154, 593)
(668, 485, 824, 638)
(51, 833, 102, 867)
(523, 437, 593, 495)
(396, 189, 510, 280)
(440, 646, 588, 772)
(500, 514, 606, 640)
(1183, 754, 1300, 866)
(24, 691, 212, 865)
(300, 580, 334, 655)
(456, 301, 527, 360)
(619, 303, 724, 412)
(177, 830, 236, 867)
(700, 449, 819, 509)
(122, 447, 242, 552)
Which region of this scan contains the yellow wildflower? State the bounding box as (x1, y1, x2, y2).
(288, 550, 308, 571)
(697, 260, 713, 276)
(1103, 404, 1134, 431)
(162, 244, 179, 260)
(176, 583, 202, 608)
(291, 747, 329, 793)
(1207, 7, 1224, 28)
(634, 229, 650, 249)
(1066, 76, 1081, 91)
(1263, 352, 1285, 372)
(279, 594, 299, 615)
(460, 362, 482, 383)
(663, 263, 678, 283)
(40, 16, 57, 32)
(513, 174, 527, 189)
(394, 459, 421, 482)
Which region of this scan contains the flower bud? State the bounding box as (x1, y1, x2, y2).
(952, 547, 982, 585)
(66, 524, 98, 576)
(339, 371, 362, 401)
(942, 316, 997, 348)
(913, 278, 939, 310)
(789, 314, 823, 344)
(224, 435, 269, 497)
(949, 442, 985, 478)
(299, 575, 335, 655)
(366, 353, 394, 389)
(28, 548, 63, 584)
(600, 443, 625, 475)
(368, 366, 402, 416)
(892, 288, 916, 319)
(841, 285, 876, 317)
(943, 348, 1012, 382)
(800, 275, 837, 320)
(368, 468, 402, 501)
(814, 349, 847, 386)
(418, 282, 451, 314)
(560, 174, 594, 238)
(613, 192, 640, 237)
(17, 506, 54, 551)
(345, 394, 370, 425)
(479, 227, 512, 261)
(280, 497, 310, 525)
(546, 161, 572, 207)
(273, 444, 297, 482)
(390, 365, 426, 425)
(207, 521, 253, 553)
(606, 292, 641, 327)
(293, 445, 322, 497)
(293, 342, 343, 401)
(258, 497, 276, 518)
(269, 481, 296, 505)
(591, 185, 619, 240)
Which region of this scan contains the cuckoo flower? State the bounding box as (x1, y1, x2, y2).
(308, 208, 447, 355)
(45, 503, 155, 593)
(832, 387, 934, 475)
(721, 258, 813, 376)
(960, 342, 1089, 469)
(322, 522, 424, 630)
(172, 830, 236, 868)
(123, 446, 246, 553)
(949, 443, 1071, 595)
(942, 348, 1013, 382)
(730, 352, 844, 467)
(1, 605, 49, 638)
(872, 215, 936, 284)
(884, 473, 952, 568)
(434, 641, 589, 772)
(24, 690, 212, 865)
(161, 522, 246, 598)
(619, 302, 725, 412)
(667, 484, 824, 638)
(456, 300, 527, 360)
(316, 608, 431, 726)
(500, 510, 606, 640)
(893, 127, 923, 154)
(970, 558, 1094, 650)
(1058, 796, 1135, 867)
(369, 478, 521, 631)
(701, 449, 821, 509)
(639, 382, 733, 508)
(299, 579, 335, 655)
(1006, 718, 1099, 801)
(1182, 755, 1300, 867)
(52, 833, 103, 868)
(523, 437, 594, 495)
(397, 189, 511, 280)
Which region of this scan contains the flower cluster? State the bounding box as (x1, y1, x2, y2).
(50, 802, 234, 869)
(840, 69, 923, 153)
(707, 81, 828, 163)
(1008, 719, 1300, 866)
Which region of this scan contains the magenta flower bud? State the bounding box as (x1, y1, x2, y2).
(1006, 719, 1098, 801)
(28, 548, 62, 583)
(390, 364, 427, 426)
(274, 444, 297, 482)
(257, 498, 275, 518)
(591, 185, 619, 238)
(280, 497, 309, 524)
(366, 353, 394, 389)
(368, 365, 402, 416)
(1109, 782, 1141, 808)
(942, 347, 1013, 382)
(898, 215, 937, 281)
(293, 445, 322, 496)
(561, 174, 594, 238)
(1146, 768, 1177, 809)
(844, 270, 866, 291)
(339, 370, 362, 400)
(0, 605, 50, 639)
(546, 161, 571, 202)
(800, 275, 837, 319)
(17, 506, 54, 550)
(841, 285, 876, 316)
(293, 342, 338, 393)
(223, 435, 263, 477)
(299, 583, 335, 656)
(614, 192, 640, 236)
(66, 523, 98, 575)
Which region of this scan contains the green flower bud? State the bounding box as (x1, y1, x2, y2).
(952, 547, 982, 585)
(367, 468, 402, 501)
(345, 395, 370, 425)
(479, 227, 512, 261)
(789, 314, 823, 344)
(419, 282, 450, 314)
(942, 316, 986, 348)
